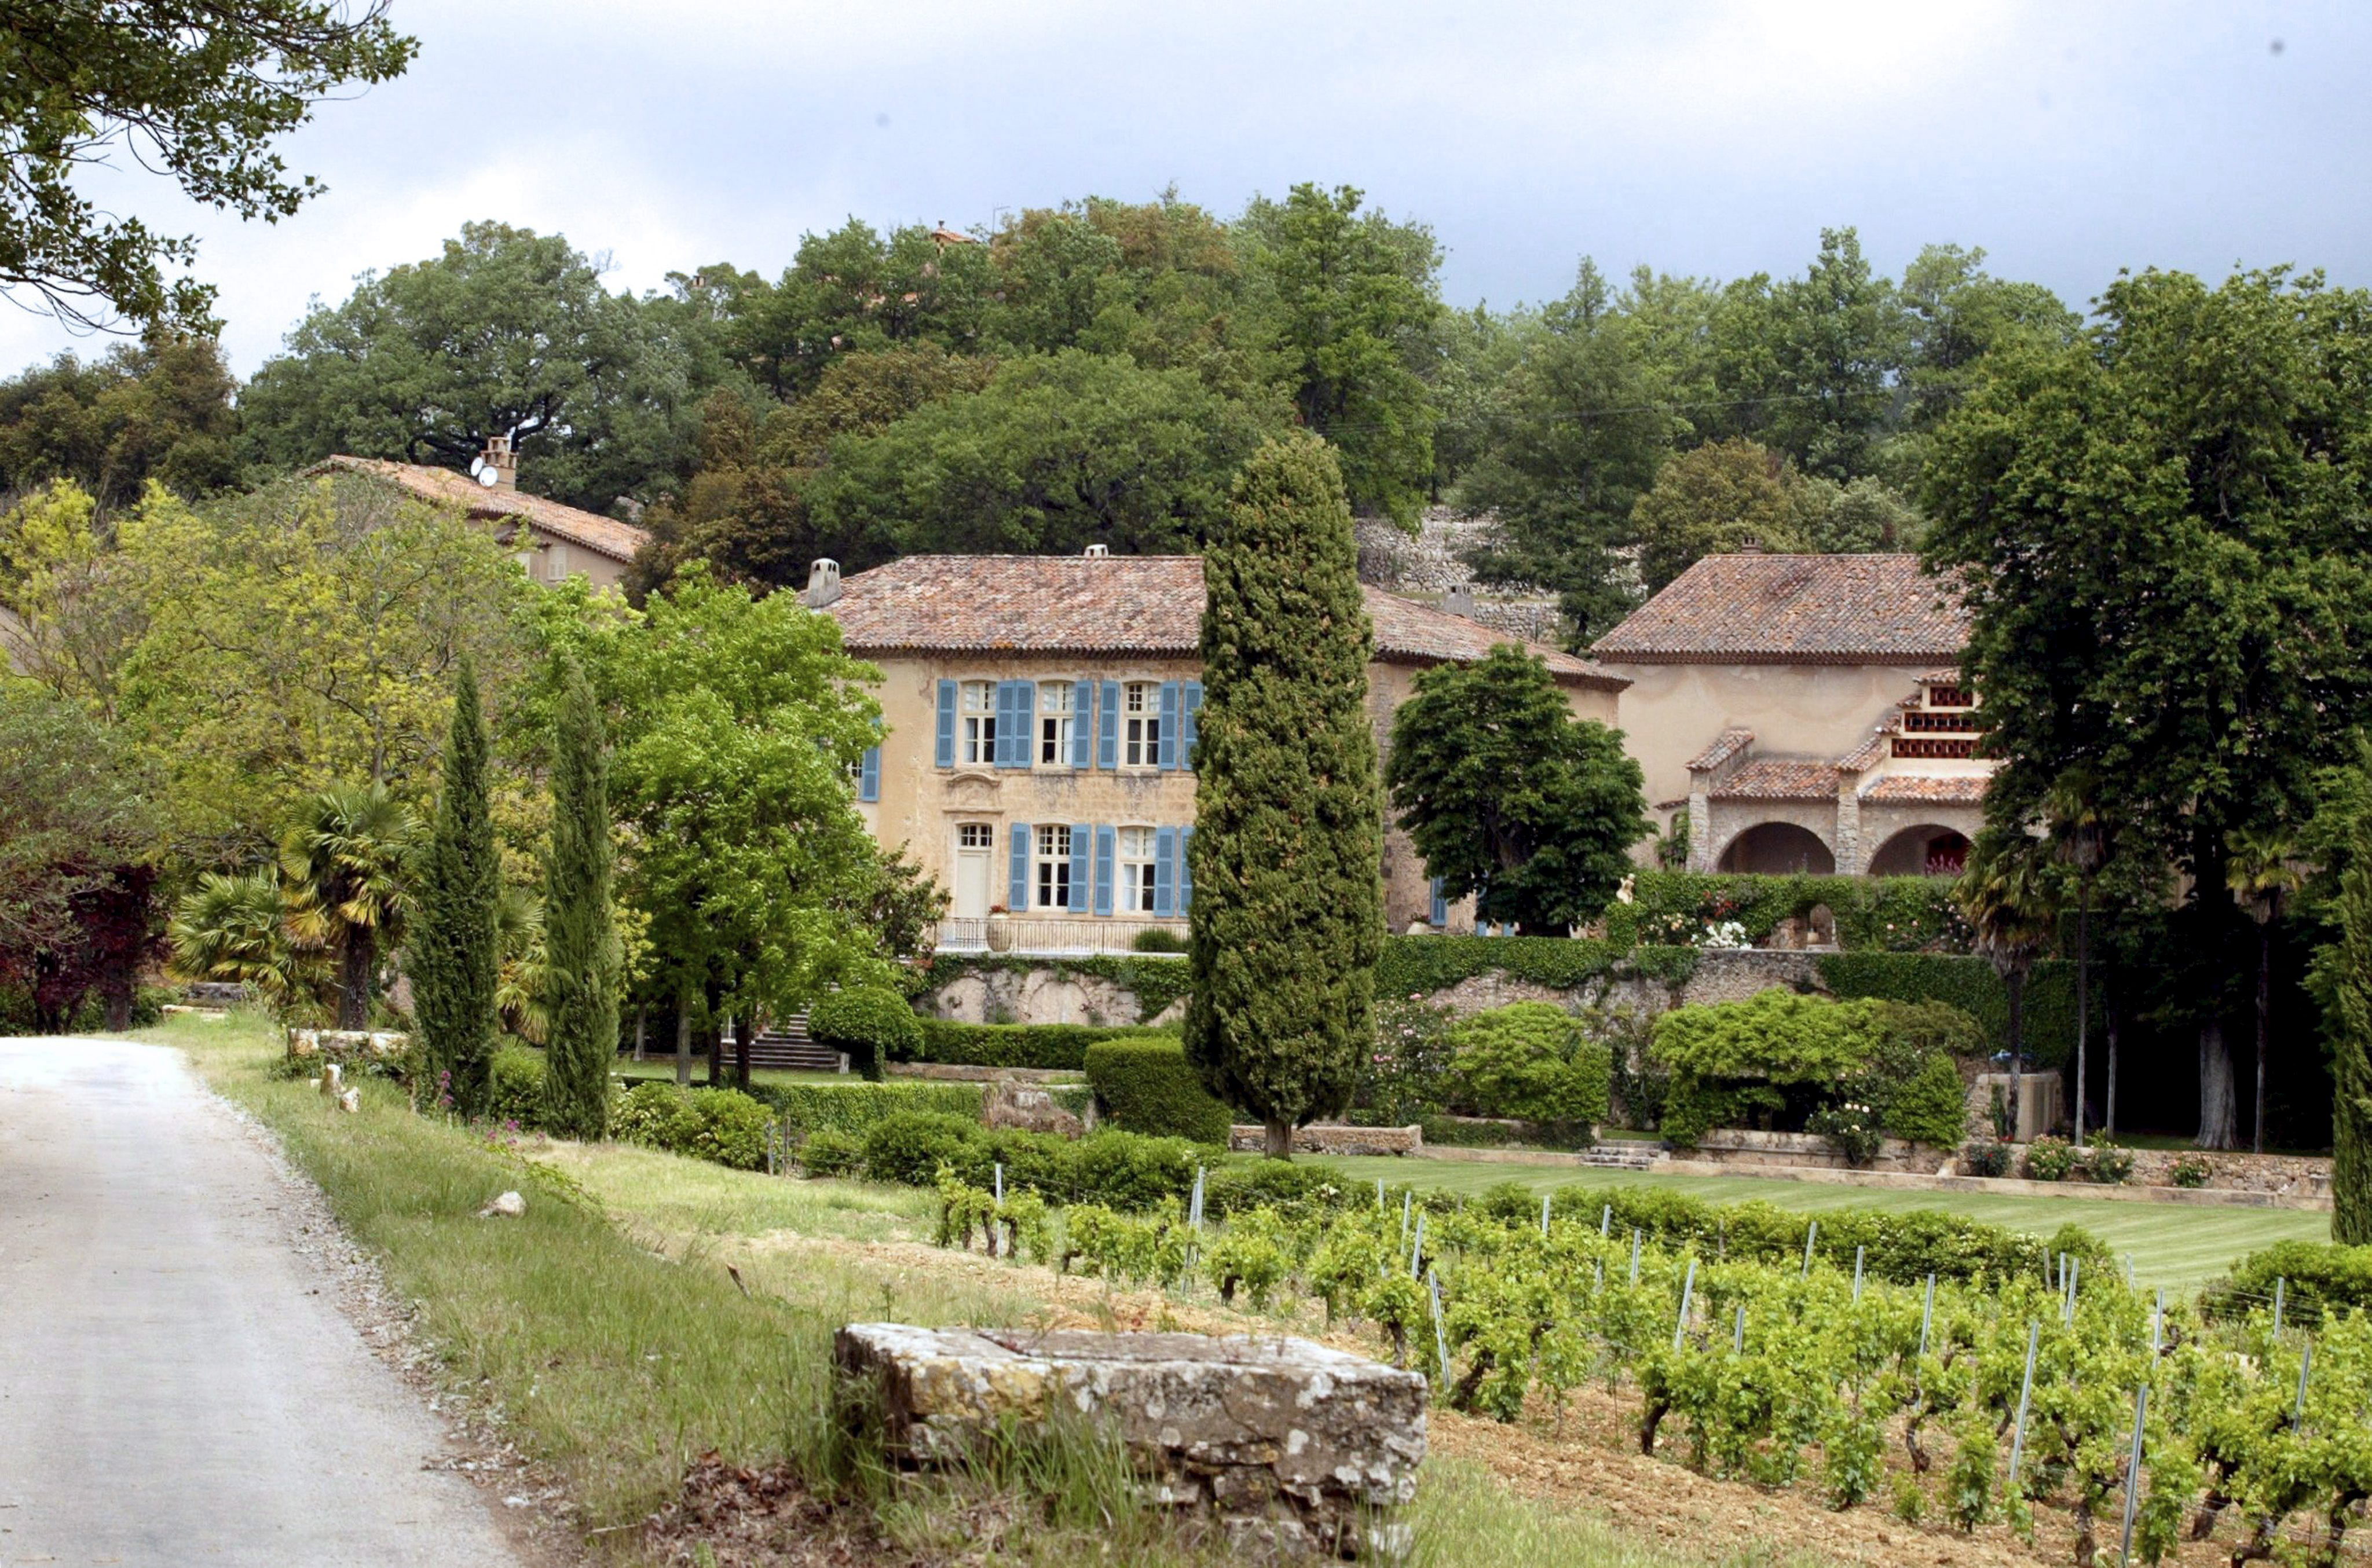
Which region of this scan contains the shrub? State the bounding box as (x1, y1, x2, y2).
(760, 1080, 984, 1137)
(796, 1127, 864, 1178)
(806, 986, 923, 1080)
(1060, 1129, 1203, 1210)
(687, 1088, 773, 1170)
(910, 1019, 1174, 1071)
(1084, 1039, 1233, 1142)
(612, 1080, 701, 1152)
(1131, 927, 1188, 954)
(2080, 1140, 2133, 1185)
(1446, 1002, 1613, 1126)
(1882, 1051, 1972, 1148)
(1357, 994, 1458, 1124)
(862, 1111, 990, 1187)
(1202, 1159, 1334, 1219)
(1817, 951, 2084, 1070)
(489, 1045, 547, 1128)
(2169, 1152, 2214, 1189)
(2213, 1240, 2372, 1327)
(2022, 1135, 2076, 1181)
(1806, 1102, 1885, 1166)
(1960, 1138, 2013, 1178)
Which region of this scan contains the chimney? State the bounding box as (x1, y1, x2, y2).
(1444, 582, 1476, 618)
(475, 434, 517, 492)
(806, 558, 842, 608)
(1083, 543, 1110, 559)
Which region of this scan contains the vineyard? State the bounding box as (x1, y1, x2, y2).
(932, 1173, 2371, 1567)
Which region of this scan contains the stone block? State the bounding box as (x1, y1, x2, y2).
(1227, 1123, 1422, 1157)
(284, 1028, 409, 1066)
(835, 1325, 1426, 1559)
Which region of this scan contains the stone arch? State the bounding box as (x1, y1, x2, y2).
(1866, 825, 1971, 878)
(1714, 821, 1836, 875)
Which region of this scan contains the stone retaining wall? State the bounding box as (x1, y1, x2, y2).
(1227, 1123, 1422, 1156)
(284, 1028, 408, 1065)
(1686, 1128, 1949, 1174)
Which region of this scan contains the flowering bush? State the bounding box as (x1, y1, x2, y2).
(1697, 920, 1752, 950)
(1356, 994, 1458, 1123)
(2080, 1140, 2134, 1185)
(1959, 1137, 2013, 1177)
(2169, 1152, 2214, 1189)
(1807, 1101, 1884, 1166)
(2021, 1134, 2076, 1181)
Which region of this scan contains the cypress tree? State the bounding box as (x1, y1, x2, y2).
(1185, 433, 1382, 1159)
(538, 655, 620, 1139)
(410, 658, 501, 1116)
(2323, 829, 2372, 1244)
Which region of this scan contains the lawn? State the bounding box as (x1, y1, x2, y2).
(1312, 1153, 2328, 1289)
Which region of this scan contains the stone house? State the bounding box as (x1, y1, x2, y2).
(810, 550, 1628, 952)
(1590, 552, 1992, 876)
(312, 436, 649, 592)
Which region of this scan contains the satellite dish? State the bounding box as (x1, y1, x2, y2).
(477, 467, 499, 488)
(468, 455, 485, 477)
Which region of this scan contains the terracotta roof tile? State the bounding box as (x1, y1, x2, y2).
(1591, 554, 1968, 665)
(822, 555, 1626, 690)
(1707, 759, 1839, 801)
(1688, 728, 1755, 772)
(314, 456, 651, 564)
(1835, 724, 1896, 773)
(1862, 773, 1992, 805)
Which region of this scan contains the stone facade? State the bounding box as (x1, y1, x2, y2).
(836, 1325, 1426, 1560)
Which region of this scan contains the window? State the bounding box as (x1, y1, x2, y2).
(1038, 681, 1075, 765)
(960, 681, 996, 765)
(1123, 682, 1161, 767)
(957, 823, 994, 851)
(1034, 825, 1073, 910)
(1118, 827, 1157, 913)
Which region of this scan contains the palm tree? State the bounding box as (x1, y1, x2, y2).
(495, 884, 549, 1045)
(281, 783, 418, 1030)
(2047, 768, 2110, 1148)
(167, 869, 327, 1014)
(1957, 831, 2059, 1138)
(2227, 826, 2304, 1155)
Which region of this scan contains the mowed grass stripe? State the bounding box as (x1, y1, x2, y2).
(1311, 1155, 2328, 1289)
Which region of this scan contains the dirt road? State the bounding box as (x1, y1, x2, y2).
(0, 1038, 522, 1567)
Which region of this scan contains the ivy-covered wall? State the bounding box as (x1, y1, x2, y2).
(1606, 871, 1970, 952)
(1816, 953, 2084, 1070)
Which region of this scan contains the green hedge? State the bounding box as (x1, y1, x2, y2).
(1083, 1040, 1234, 1142)
(1652, 992, 1979, 1149)
(858, 1112, 1213, 1209)
(1445, 1002, 1612, 1126)
(1375, 935, 1697, 997)
(1817, 952, 2082, 1069)
(909, 1019, 1177, 1071)
(490, 1045, 546, 1126)
(615, 1072, 986, 1135)
(1607, 871, 1968, 952)
(609, 1082, 773, 1170)
(1532, 1184, 2107, 1286)
(806, 986, 921, 1080)
(2209, 1241, 2372, 1327)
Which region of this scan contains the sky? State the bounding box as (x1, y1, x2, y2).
(5, 0, 2367, 377)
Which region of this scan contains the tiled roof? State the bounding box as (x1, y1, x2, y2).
(1862, 774, 1991, 805)
(314, 456, 651, 564)
(1707, 759, 1839, 801)
(1835, 726, 1895, 773)
(1591, 554, 1968, 665)
(822, 555, 1626, 690)
(1687, 728, 1755, 772)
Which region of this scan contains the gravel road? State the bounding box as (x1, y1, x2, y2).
(0, 1038, 525, 1567)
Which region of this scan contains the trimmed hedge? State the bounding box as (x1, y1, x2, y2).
(806, 986, 921, 1080)
(2209, 1240, 2372, 1327)
(1444, 1002, 1612, 1126)
(1652, 991, 1979, 1149)
(1375, 935, 1697, 998)
(609, 1081, 773, 1170)
(615, 1072, 986, 1136)
(856, 1112, 1213, 1209)
(1608, 871, 1968, 953)
(1818, 952, 2083, 1069)
(1083, 1039, 1233, 1142)
(489, 1045, 546, 1126)
(1533, 1184, 2109, 1286)
(909, 1019, 1176, 1071)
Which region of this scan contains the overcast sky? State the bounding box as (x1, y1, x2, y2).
(5, 0, 2364, 376)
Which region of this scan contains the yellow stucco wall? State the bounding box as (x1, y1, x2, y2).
(857, 650, 1621, 933)
(519, 529, 630, 592)
(1601, 660, 1941, 818)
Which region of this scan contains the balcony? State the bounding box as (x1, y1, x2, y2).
(934, 915, 1189, 957)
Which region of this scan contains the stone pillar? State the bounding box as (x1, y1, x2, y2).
(1686, 788, 1712, 874)
(1833, 778, 1862, 876)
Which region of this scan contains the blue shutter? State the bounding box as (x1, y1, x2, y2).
(858, 745, 881, 802)
(1097, 680, 1120, 769)
(1156, 682, 1181, 770)
(1008, 823, 1031, 910)
(1181, 680, 1203, 771)
(1015, 682, 1037, 768)
(1429, 877, 1448, 928)
(1068, 822, 1091, 911)
(1178, 826, 1194, 914)
(1070, 680, 1092, 768)
(991, 682, 1013, 767)
(1154, 827, 1179, 917)
(935, 680, 957, 768)
(1093, 825, 1115, 916)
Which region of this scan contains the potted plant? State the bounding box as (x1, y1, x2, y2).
(986, 904, 1013, 952)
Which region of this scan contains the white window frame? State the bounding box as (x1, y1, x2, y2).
(1117, 825, 1158, 914)
(1038, 680, 1075, 767)
(956, 822, 994, 852)
(960, 680, 997, 766)
(1033, 824, 1073, 910)
(1123, 681, 1161, 768)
